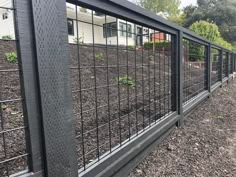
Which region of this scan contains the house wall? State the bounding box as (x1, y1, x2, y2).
(66, 4, 152, 46)
(0, 0, 15, 39)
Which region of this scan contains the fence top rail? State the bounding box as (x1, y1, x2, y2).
(68, 0, 235, 53)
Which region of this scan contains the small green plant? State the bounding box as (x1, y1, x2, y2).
(1, 35, 13, 40)
(128, 45, 135, 50)
(5, 52, 17, 63)
(149, 55, 154, 61)
(115, 75, 135, 88)
(0, 104, 7, 110)
(73, 37, 83, 44)
(95, 52, 104, 61)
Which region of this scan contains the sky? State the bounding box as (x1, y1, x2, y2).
(180, 0, 197, 8)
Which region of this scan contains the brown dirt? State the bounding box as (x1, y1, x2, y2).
(0, 40, 220, 175)
(129, 79, 236, 177)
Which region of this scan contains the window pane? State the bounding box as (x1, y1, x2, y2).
(68, 19, 74, 35)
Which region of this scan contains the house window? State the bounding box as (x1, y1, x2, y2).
(103, 22, 117, 38)
(67, 18, 74, 35)
(2, 12, 8, 20)
(119, 22, 132, 38)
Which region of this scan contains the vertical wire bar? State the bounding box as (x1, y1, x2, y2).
(134, 27, 138, 135)
(105, 15, 112, 152)
(141, 26, 145, 130)
(125, 21, 131, 140)
(167, 35, 170, 114)
(0, 38, 9, 175)
(153, 30, 157, 123)
(163, 34, 166, 116)
(0, 103, 9, 177)
(116, 18, 122, 145)
(75, 5, 86, 169)
(147, 28, 151, 126)
(183, 40, 186, 102)
(158, 33, 161, 118)
(92, 11, 100, 160)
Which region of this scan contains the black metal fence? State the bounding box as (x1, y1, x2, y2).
(0, 0, 236, 177)
(0, 1, 28, 176)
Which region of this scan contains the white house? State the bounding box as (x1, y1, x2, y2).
(66, 3, 153, 46)
(0, 1, 170, 45)
(0, 0, 15, 39)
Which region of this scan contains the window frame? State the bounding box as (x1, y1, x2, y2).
(103, 22, 117, 38)
(67, 18, 74, 36)
(2, 12, 8, 20)
(119, 22, 132, 38)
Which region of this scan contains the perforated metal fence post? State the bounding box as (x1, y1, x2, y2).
(207, 44, 211, 93)
(16, 0, 78, 176)
(177, 31, 183, 127)
(171, 36, 177, 112)
(15, 0, 44, 175)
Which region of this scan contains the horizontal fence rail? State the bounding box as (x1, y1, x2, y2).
(0, 0, 236, 176)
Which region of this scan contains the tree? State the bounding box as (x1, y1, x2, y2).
(136, 0, 181, 17)
(189, 21, 232, 49)
(185, 0, 236, 43)
(188, 21, 232, 61)
(189, 21, 220, 42)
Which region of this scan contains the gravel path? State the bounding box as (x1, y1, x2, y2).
(129, 79, 236, 177)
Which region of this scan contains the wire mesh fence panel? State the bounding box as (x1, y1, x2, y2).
(222, 52, 228, 79)
(0, 0, 29, 176)
(66, 3, 176, 172)
(230, 53, 234, 74)
(211, 48, 221, 85)
(183, 39, 207, 104)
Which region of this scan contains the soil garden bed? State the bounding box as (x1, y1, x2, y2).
(0, 40, 213, 175)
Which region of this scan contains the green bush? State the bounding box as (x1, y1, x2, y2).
(128, 45, 135, 50)
(144, 42, 171, 50)
(189, 21, 221, 42)
(1, 35, 13, 40)
(95, 52, 104, 61)
(115, 75, 135, 88)
(189, 20, 232, 51)
(5, 52, 17, 63)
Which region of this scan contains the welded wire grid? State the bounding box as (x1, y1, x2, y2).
(0, 0, 29, 176)
(67, 3, 176, 171)
(183, 39, 207, 104)
(222, 52, 228, 79)
(211, 48, 221, 85)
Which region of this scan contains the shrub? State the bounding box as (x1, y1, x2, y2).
(144, 42, 171, 50)
(149, 55, 154, 61)
(95, 52, 104, 61)
(5, 52, 17, 63)
(128, 45, 135, 50)
(189, 20, 232, 50)
(1, 35, 13, 40)
(115, 75, 135, 88)
(189, 21, 221, 42)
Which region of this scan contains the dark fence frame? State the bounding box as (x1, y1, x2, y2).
(10, 0, 236, 177)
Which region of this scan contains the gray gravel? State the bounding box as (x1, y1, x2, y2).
(129, 79, 236, 177)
